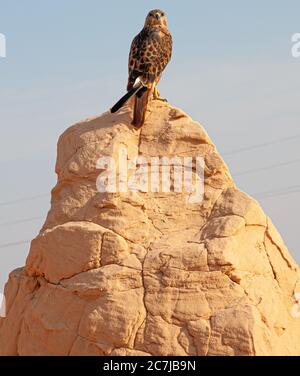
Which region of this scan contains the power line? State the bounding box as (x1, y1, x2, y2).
(259, 189, 300, 199)
(0, 193, 49, 207)
(223, 134, 300, 156)
(1, 185, 299, 230)
(233, 158, 300, 177)
(0, 216, 43, 227)
(1, 186, 300, 249)
(254, 184, 300, 199)
(0, 134, 299, 207)
(0, 240, 30, 249)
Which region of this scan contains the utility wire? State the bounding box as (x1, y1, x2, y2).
(254, 184, 300, 199)
(0, 216, 43, 227)
(1, 186, 300, 248)
(0, 240, 30, 249)
(223, 134, 300, 156)
(2, 183, 299, 229)
(233, 158, 300, 177)
(0, 135, 299, 249)
(0, 193, 49, 207)
(0, 134, 299, 206)
(258, 189, 300, 199)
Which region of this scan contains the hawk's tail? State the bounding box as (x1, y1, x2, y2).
(110, 81, 144, 114)
(132, 89, 150, 128)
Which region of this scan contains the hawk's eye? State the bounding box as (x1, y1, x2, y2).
(161, 12, 165, 17)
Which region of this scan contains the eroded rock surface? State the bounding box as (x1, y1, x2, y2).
(0, 101, 299, 355)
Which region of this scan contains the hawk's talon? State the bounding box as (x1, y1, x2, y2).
(125, 10, 172, 127)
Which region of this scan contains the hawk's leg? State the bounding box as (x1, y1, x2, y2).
(153, 87, 168, 102)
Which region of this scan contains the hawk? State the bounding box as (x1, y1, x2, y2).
(111, 9, 173, 127)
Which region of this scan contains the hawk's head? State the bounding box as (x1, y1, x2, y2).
(145, 9, 168, 28)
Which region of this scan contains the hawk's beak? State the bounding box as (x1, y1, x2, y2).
(155, 13, 160, 20)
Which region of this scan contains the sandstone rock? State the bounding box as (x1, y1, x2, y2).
(0, 100, 299, 355)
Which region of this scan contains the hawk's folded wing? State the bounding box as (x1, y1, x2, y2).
(127, 28, 173, 91)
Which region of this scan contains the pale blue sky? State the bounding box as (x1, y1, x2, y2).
(0, 0, 300, 290)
